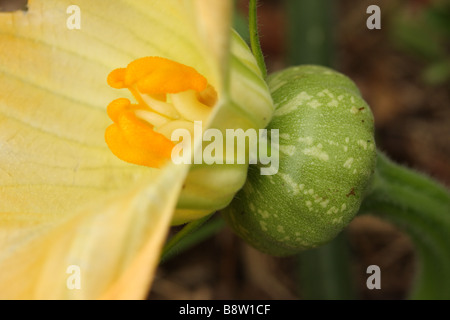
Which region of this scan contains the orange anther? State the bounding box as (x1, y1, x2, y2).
(105, 56, 214, 168)
(105, 110, 174, 168)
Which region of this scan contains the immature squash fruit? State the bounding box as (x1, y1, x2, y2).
(222, 65, 377, 256)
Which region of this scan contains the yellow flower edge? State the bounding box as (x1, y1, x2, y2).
(0, 0, 249, 299)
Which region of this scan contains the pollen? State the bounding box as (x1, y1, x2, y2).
(105, 57, 218, 168)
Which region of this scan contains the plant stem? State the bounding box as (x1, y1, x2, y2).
(249, 0, 267, 78)
(360, 151, 450, 299)
(285, 0, 335, 66)
(160, 214, 216, 263)
(297, 231, 356, 300)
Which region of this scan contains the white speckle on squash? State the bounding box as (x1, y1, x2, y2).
(274, 91, 312, 116)
(358, 139, 368, 150)
(307, 99, 322, 109)
(327, 100, 339, 107)
(327, 206, 339, 215)
(303, 144, 329, 161)
(279, 133, 291, 140)
(332, 217, 343, 224)
(279, 173, 301, 195)
(343, 157, 354, 168)
(280, 145, 296, 156)
(320, 199, 329, 208)
(350, 106, 359, 114)
(298, 136, 314, 145)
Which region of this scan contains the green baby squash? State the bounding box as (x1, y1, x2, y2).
(222, 65, 377, 256)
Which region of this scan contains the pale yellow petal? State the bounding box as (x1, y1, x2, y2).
(0, 0, 230, 299)
(0, 164, 187, 299)
(194, 0, 232, 81)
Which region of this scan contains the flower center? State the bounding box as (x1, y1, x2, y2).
(105, 57, 217, 168)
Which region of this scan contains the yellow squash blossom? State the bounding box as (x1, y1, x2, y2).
(0, 0, 272, 299)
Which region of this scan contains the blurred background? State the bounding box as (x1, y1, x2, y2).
(2, 0, 448, 300)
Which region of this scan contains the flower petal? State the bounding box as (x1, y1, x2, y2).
(0, 0, 230, 299)
(0, 165, 187, 299)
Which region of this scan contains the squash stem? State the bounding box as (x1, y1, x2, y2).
(296, 231, 356, 299)
(359, 151, 450, 299)
(249, 0, 267, 78)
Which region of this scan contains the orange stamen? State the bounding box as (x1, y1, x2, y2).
(105, 99, 174, 168)
(105, 57, 216, 168)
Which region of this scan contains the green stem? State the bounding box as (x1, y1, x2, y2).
(249, 0, 267, 78)
(285, 0, 335, 66)
(360, 151, 450, 299)
(297, 231, 356, 300)
(160, 214, 215, 263)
